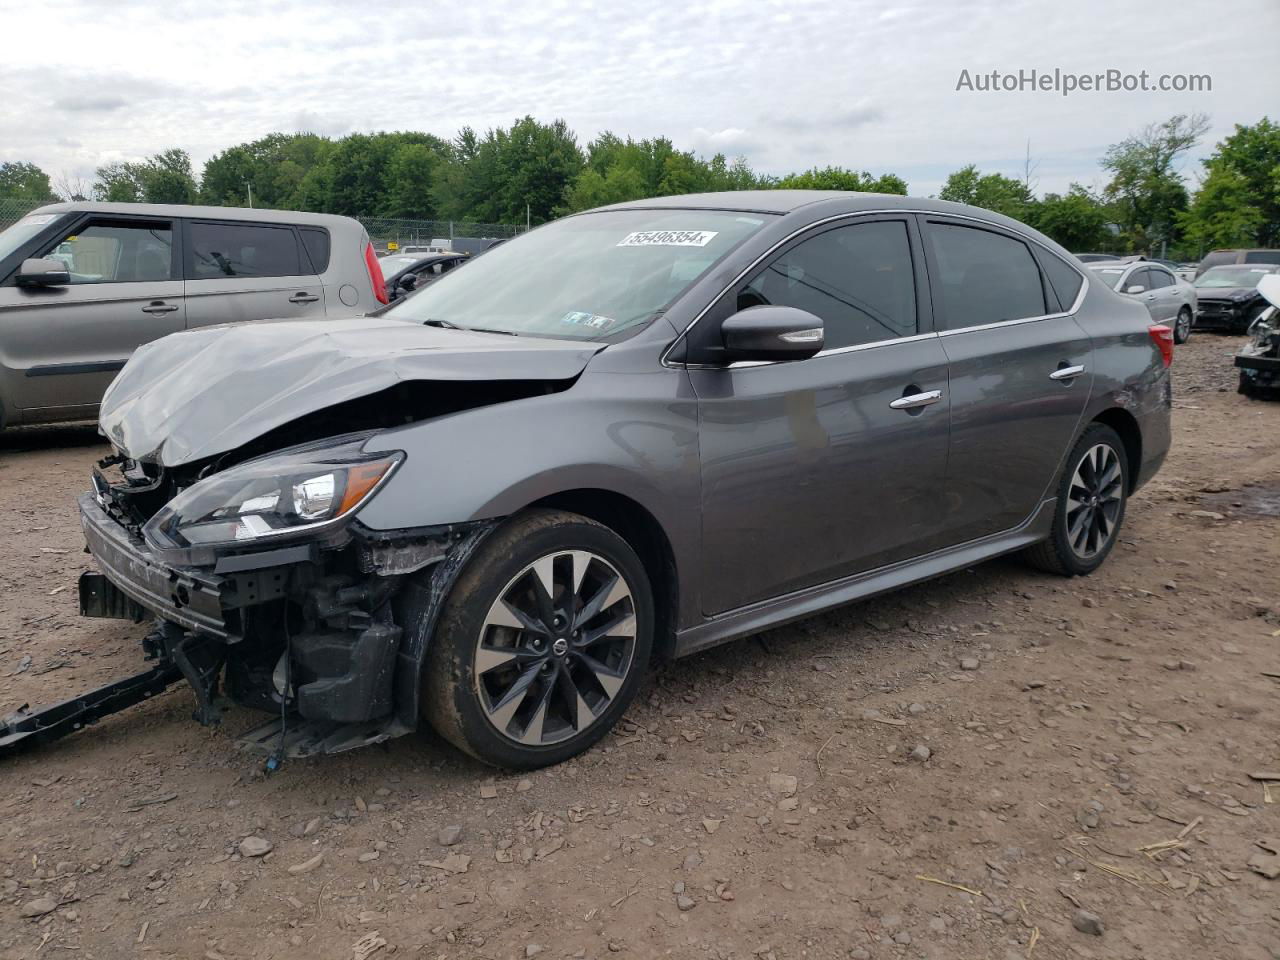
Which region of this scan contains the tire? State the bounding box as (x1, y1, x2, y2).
(421, 509, 654, 769)
(1238, 370, 1257, 397)
(1023, 423, 1129, 577)
(1173, 307, 1192, 344)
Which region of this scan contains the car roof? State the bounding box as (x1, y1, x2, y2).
(594, 190, 1009, 217)
(31, 200, 359, 231)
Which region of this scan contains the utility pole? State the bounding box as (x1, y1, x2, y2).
(244, 181, 254, 208)
(526, 203, 531, 232)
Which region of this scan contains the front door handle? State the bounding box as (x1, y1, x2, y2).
(1049, 364, 1086, 381)
(141, 301, 179, 314)
(889, 389, 943, 411)
(288, 292, 320, 304)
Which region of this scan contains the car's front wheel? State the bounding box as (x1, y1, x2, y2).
(1173, 307, 1192, 344)
(1023, 423, 1129, 576)
(422, 509, 653, 769)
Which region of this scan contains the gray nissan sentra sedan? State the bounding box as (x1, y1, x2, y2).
(18, 191, 1173, 768)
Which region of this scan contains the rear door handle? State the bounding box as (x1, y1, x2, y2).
(1049, 364, 1086, 381)
(288, 292, 320, 304)
(141, 301, 179, 314)
(889, 389, 943, 410)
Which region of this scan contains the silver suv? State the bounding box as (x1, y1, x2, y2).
(0, 202, 387, 430)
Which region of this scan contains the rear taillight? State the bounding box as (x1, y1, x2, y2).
(364, 242, 388, 305)
(1148, 324, 1174, 367)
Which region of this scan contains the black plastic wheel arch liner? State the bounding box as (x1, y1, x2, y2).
(387, 519, 499, 729)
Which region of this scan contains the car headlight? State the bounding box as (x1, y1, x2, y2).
(143, 441, 403, 550)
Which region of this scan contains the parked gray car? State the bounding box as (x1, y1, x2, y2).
(1086, 260, 1197, 343)
(0, 202, 387, 430)
(5, 191, 1173, 769)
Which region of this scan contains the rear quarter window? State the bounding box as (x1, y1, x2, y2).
(1038, 251, 1084, 310)
(1243, 250, 1280, 265)
(298, 227, 331, 273)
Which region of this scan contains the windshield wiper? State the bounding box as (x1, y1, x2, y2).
(422, 318, 517, 336)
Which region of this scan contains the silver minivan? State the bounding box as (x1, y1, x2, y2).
(0, 202, 388, 430)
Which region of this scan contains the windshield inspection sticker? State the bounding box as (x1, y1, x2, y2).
(559, 310, 617, 330)
(617, 230, 718, 247)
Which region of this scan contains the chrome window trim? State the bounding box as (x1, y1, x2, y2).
(663, 208, 1090, 369)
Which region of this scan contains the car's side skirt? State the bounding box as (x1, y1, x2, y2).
(673, 498, 1056, 658)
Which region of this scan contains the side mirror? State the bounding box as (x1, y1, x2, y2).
(1125, 284, 1146, 295)
(399, 273, 418, 292)
(721, 306, 824, 363)
(16, 257, 70, 288)
(1258, 272, 1280, 309)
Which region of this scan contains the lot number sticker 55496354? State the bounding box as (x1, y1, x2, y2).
(617, 230, 718, 247)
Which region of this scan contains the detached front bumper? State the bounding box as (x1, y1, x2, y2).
(1194, 303, 1246, 330)
(78, 492, 238, 640)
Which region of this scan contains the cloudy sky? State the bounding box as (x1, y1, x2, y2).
(3, 0, 1277, 199)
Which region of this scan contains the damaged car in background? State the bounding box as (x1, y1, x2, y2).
(1236, 273, 1280, 398)
(1, 192, 1172, 769)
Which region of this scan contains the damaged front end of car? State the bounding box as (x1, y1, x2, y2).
(2, 315, 602, 760)
(1236, 302, 1280, 398)
(6, 434, 492, 760)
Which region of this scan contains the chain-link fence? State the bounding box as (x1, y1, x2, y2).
(0, 197, 59, 230)
(356, 217, 527, 255)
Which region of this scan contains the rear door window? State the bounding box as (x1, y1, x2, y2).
(1147, 267, 1174, 289)
(40, 219, 174, 284)
(188, 221, 303, 279)
(923, 222, 1047, 330)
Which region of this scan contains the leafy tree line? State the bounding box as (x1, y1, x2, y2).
(938, 114, 1280, 259)
(3, 114, 1276, 259)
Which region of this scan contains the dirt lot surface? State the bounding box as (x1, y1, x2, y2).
(2, 334, 1279, 960)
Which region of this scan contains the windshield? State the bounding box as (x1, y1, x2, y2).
(384, 209, 773, 339)
(0, 212, 65, 264)
(379, 255, 427, 274)
(1088, 266, 1128, 290)
(1195, 266, 1277, 289)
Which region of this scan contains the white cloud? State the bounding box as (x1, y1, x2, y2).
(0, 0, 1276, 197)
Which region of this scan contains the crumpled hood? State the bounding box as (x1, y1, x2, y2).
(100, 316, 604, 466)
(1197, 287, 1258, 302)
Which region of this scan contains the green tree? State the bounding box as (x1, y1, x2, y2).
(1177, 163, 1264, 254)
(381, 143, 440, 219)
(92, 161, 141, 202)
(938, 165, 1033, 218)
(1030, 185, 1112, 251)
(1101, 113, 1208, 253)
(140, 148, 198, 203)
(774, 166, 907, 194)
(93, 150, 197, 204)
(201, 133, 336, 209)
(0, 161, 53, 200)
(442, 118, 584, 224)
(1198, 117, 1280, 246)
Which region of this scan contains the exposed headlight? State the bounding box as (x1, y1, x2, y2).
(143, 441, 402, 550)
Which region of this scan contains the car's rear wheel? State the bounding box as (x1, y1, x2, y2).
(422, 509, 653, 769)
(1173, 307, 1192, 344)
(1023, 423, 1129, 577)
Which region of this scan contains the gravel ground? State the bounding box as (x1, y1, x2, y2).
(1, 333, 1278, 960)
